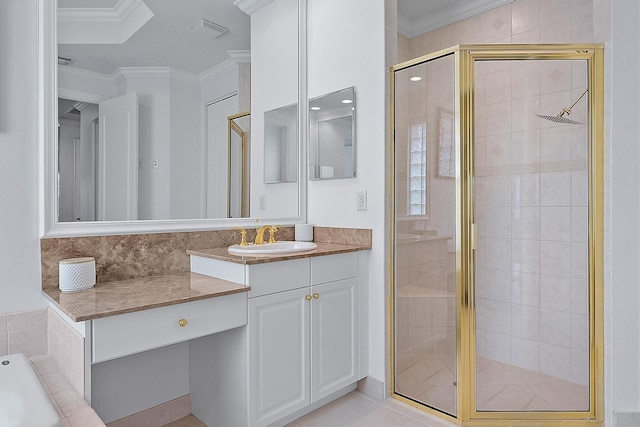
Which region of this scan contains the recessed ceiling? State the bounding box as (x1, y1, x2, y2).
(58, 0, 250, 76)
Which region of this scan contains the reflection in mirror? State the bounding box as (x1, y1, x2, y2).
(264, 104, 298, 184)
(41, 0, 303, 236)
(57, 0, 251, 222)
(309, 87, 356, 180)
(228, 112, 251, 217)
(57, 98, 98, 222)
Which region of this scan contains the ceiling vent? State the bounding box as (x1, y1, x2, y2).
(187, 19, 228, 38)
(58, 56, 74, 66)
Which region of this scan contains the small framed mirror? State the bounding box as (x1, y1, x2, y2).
(309, 87, 356, 180)
(264, 103, 298, 183)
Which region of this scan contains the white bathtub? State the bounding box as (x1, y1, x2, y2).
(0, 353, 62, 427)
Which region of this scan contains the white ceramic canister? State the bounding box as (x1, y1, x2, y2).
(59, 257, 96, 292)
(294, 224, 314, 242)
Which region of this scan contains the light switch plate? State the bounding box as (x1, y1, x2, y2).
(357, 190, 367, 211)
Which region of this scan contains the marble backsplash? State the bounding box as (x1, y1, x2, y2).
(40, 226, 371, 290)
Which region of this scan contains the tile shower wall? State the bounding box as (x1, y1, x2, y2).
(397, 0, 601, 386)
(399, 0, 606, 64)
(474, 59, 589, 385)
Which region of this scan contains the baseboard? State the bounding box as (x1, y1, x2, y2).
(614, 411, 640, 427)
(106, 395, 191, 427)
(272, 383, 357, 426)
(357, 376, 386, 400)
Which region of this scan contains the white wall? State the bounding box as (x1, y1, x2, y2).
(169, 72, 202, 219)
(307, 0, 387, 385)
(0, 0, 46, 313)
(121, 72, 172, 220)
(610, 0, 640, 422)
(79, 103, 98, 221)
(250, 0, 299, 219)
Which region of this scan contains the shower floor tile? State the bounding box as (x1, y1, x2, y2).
(395, 354, 590, 413)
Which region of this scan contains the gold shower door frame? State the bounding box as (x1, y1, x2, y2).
(389, 44, 604, 426)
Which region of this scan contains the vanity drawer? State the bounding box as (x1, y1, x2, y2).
(246, 258, 310, 298)
(311, 252, 358, 285)
(91, 293, 247, 364)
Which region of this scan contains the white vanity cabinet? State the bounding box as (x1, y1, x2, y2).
(190, 250, 366, 427)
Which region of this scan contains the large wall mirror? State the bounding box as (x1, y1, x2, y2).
(309, 87, 356, 180)
(40, 0, 304, 236)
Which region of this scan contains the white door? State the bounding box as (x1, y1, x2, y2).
(248, 288, 310, 427)
(311, 278, 358, 402)
(97, 92, 138, 221)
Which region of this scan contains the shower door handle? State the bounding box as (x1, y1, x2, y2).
(471, 223, 477, 251)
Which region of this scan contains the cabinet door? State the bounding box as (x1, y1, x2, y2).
(311, 278, 358, 402)
(248, 288, 310, 427)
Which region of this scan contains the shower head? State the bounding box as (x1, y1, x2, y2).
(536, 88, 588, 125)
(535, 114, 583, 125)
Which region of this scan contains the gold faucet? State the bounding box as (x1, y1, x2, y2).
(232, 227, 248, 246)
(268, 225, 281, 243)
(254, 225, 272, 245)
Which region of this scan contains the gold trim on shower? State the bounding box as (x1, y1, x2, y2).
(228, 111, 250, 218)
(389, 44, 605, 427)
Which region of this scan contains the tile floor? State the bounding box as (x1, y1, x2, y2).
(168, 354, 590, 427)
(167, 392, 457, 427)
(285, 391, 457, 427)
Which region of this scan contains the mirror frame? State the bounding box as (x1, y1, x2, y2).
(38, 0, 307, 237)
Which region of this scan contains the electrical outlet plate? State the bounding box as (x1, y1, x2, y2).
(357, 190, 367, 211)
(259, 195, 267, 210)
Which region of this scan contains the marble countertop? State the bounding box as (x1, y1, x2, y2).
(187, 241, 371, 264)
(42, 272, 249, 322)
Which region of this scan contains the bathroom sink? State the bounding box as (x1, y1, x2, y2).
(228, 241, 318, 255)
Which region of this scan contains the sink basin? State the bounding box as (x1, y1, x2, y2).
(228, 241, 318, 255)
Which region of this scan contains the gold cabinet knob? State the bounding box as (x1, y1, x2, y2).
(178, 318, 188, 327)
(313, 293, 319, 300)
(305, 295, 312, 301)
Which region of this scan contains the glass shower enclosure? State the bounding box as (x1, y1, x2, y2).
(391, 44, 604, 426)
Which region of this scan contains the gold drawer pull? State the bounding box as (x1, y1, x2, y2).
(178, 318, 188, 327)
(313, 293, 319, 300)
(305, 295, 312, 301)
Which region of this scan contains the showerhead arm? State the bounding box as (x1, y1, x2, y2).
(537, 88, 588, 124)
(563, 88, 589, 117)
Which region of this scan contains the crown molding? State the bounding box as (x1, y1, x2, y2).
(199, 59, 238, 85)
(58, 0, 143, 22)
(398, 0, 513, 38)
(227, 50, 252, 64)
(59, 65, 112, 84)
(57, 0, 154, 44)
(233, 0, 274, 15)
(59, 118, 80, 126)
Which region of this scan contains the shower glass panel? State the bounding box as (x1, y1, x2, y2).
(393, 53, 458, 416)
(473, 58, 590, 412)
